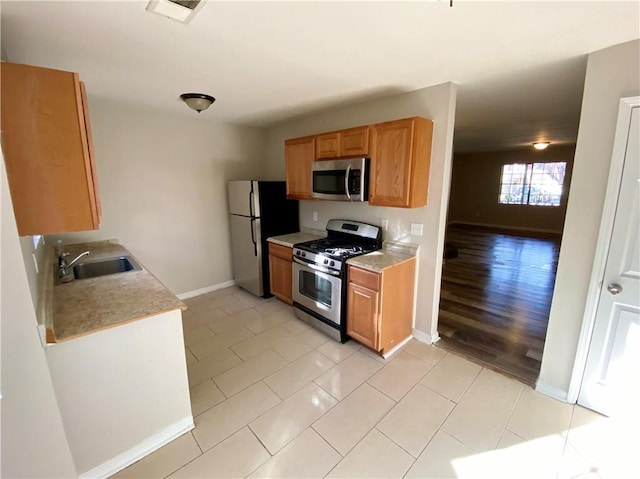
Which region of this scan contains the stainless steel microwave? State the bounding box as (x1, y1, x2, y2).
(311, 158, 369, 202)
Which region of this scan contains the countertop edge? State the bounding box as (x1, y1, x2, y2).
(346, 250, 416, 273)
(267, 232, 325, 248)
(51, 305, 185, 344)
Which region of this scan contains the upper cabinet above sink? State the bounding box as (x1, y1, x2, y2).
(1, 62, 102, 235)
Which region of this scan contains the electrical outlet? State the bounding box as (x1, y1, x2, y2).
(410, 223, 423, 236)
(312, 211, 318, 222)
(381, 218, 389, 231)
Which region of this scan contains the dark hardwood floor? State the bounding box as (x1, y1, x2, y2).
(436, 224, 561, 386)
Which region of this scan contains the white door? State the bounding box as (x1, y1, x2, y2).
(578, 101, 640, 417)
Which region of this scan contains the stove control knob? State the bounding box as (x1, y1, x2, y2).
(330, 261, 335, 267)
(302, 252, 306, 258)
(324, 259, 328, 265)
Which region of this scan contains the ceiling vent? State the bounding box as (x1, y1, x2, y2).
(146, 0, 206, 24)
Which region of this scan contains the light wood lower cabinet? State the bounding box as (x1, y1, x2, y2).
(347, 258, 416, 354)
(268, 243, 293, 305)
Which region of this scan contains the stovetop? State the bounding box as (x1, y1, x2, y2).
(292, 220, 382, 273)
(296, 238, 378, 260)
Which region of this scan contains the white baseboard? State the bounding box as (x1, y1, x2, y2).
(177, 280, 236, 300)
(448, 221, 562, 236)
(412, 329, 440, 345)
(79, 416, 194, 479)
(535, 380, 570, 403)
(382, 336, 413, 359)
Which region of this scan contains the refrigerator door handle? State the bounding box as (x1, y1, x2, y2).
(249, 186, 255, 217)
(250, 218, 257, 256)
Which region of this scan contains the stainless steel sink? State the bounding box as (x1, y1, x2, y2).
(73, 256, 141, 280)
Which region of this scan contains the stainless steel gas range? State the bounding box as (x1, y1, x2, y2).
(292, 219, 382, 342)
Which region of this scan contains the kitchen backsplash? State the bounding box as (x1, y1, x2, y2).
(299, 200, 428, 244)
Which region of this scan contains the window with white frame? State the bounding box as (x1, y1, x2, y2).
(498, 162, 567, 206)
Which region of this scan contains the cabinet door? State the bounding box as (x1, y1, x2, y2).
(316, 132, 340, 159)
(369, 118, 414, 207)
(79, 81, 102, 225)
(269, 254, 293, 305)
(1, 62, 101, 235)
(340, 126, 370, 157)
(347, 282, 379, 350)
(285, 136, 315, 199)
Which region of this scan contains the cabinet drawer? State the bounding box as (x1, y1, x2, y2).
(269, 242, 292, 261)
(349, 266, 380, 291)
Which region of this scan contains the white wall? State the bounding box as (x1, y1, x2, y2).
(52, 97, 266, 295)
(1, 157, 77, 478)
(46, 309, 192, 476)
(264, 82, 457, 340)
(539, 40, 640, 397)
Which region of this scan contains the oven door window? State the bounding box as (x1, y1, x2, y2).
(299, 269, 333, 308)
(313, 170, 347, 195)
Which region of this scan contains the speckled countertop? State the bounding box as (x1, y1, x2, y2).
(267, 231, 325, 248)
(49, 240, 185, 343)
(346, 241, 419, 273)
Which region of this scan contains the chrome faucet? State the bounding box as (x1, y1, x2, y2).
(59, 251, 90, 278)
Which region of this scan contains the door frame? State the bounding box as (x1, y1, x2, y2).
(567, 96, 640, 404)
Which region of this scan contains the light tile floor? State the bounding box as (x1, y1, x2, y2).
(112, 286, 632, 479)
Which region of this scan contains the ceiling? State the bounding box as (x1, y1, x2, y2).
(1, 1, 639, 152)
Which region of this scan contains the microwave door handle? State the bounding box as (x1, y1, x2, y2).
(345, 164, 352, 201)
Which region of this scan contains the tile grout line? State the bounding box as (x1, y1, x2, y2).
(492, 380, 526, 450)
(165, 432, 210, 477)
(374, 425, 421, 463)
(210, 349, 292, 399)
(374, 379, 458, 461)
(554, 403, 578, 479)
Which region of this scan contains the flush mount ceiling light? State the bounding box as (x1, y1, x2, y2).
(146, 0, 206, 24)
(533, 142, 551, 150)
(180, 93, 215, 113)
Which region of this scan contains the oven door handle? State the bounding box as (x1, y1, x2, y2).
(344, 164, 352, 201)
(292, 257, 341, 277)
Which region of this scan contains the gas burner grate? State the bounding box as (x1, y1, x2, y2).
(325, 246, 364, 257)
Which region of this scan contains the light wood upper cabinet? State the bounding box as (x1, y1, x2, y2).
(285, 135, 315, 199)
(369, 117, 433, 208)
(268, 243, 293, 305)
(315, 126, 370, 160)
(347, 258, 416, 355)
(316, 132, 340, 159)
(340, 126, 370, 157)
(1, 62, 102, 236)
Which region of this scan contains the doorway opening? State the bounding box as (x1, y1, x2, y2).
(435, 147, 574, 386)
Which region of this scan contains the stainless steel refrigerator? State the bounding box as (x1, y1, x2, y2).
(228, 180, 299, 297)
